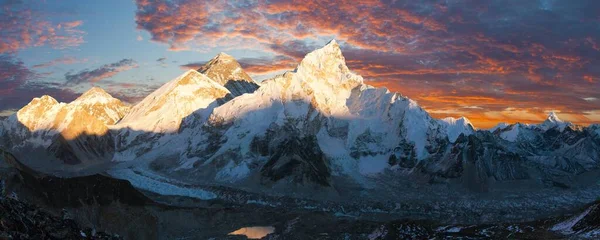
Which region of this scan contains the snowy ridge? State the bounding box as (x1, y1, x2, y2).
(489, 122, 509, 132)
(177, 40, 451, 180)
(13, 95, 65, 134)
(438, 117, 475, 142)
(539, 112, 571, 131)
(70, 87, 130, 125)
(8, 87, 128, 137)
(499, 124, 525, 142)
(72, 87, 118, 105)
(493, 112, 574, 142)
(0, 87, 129, 166)
(116, 70, 231, 133)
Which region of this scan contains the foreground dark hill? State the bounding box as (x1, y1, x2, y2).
(0, 196, 121, 239)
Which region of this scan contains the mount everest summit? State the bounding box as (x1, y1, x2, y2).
(1, 40, 599, 206)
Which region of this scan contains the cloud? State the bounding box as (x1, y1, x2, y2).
(100, 80, 162, 104)
(180, 55, 297, 75)
(0, 1, 85, 53)
(0, 54, 80, 111)
(132, 0, 600, 127)
(157, 57, 168, 67)
(64, 59, 138, 85)
(179, 62, 204, 70)
(238, 56, 297, 75)
(0, 54, 37, 96)
(32, 56, 85, 68)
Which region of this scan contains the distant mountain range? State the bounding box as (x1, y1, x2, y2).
(1, 40, 599, 215)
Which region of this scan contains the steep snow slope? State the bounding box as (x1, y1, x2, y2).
(539, 112, 571, 131)
(112, 70, 233, 162)
(178, 40, 449, 182)
(499, 123, 528, 142)
(116, 70, 231, 133)
(489, 122, 509, 132)
(198, 52, 259, 97)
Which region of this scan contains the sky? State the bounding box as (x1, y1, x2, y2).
(0, 0, 599, 128)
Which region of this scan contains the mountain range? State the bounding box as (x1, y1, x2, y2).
(1, 40, 599, 217)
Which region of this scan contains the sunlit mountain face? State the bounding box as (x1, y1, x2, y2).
(1, 0, 600, 239)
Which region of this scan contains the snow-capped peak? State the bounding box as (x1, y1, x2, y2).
(18, 95, 60, 116)
(197, 52, 259, 97)
(15, 95, 63, 131)
(72, 87, 118, 105)
(214, 52, 235, 61)
(79, 86, 111, 98)
(297, 39, 345, 71)
(439, 117, 475, 142)
(546, 112, 563, 124)
(9, 85, 129, 140)
(539, 111, 571, 131)
(489, 122, 510, 132)
(67, 87, 130, 125)
(198, 53, 251, 83)
(34, 95, 59, 106)
(116, 69, 231, 133)
(441, 116, 473, 126)
(173, 69, 215, 86)
(295, 39, 363, 88)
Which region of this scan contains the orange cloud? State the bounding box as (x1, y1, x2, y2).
(132, 0, 600, 127)
(32, 56, 85, 68)
(0, 2, 85, 53)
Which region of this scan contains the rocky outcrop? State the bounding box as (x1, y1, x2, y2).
(0, 196, 121, 239)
